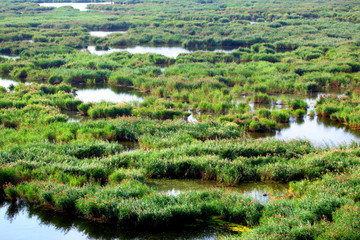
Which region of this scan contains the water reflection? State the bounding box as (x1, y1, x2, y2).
(0, 77, 18, 88)
(73, 84, 144, 103)
(246, 92, 360, 146)
(39, 2, 113, 11)
(0, 201, 86, 240)
(1, 55, 19, 60)
(0, 200, 217, 240)
(0, 75, 40, 88)
(87, 46, 192, 58)
(63, 110, 85, 123)
(89, 31, 127, 37)
(149, 179, 288, 202)
(250, 116, 360, 147)
(87, 46, 236, 58)
(187, 113, 198, 123)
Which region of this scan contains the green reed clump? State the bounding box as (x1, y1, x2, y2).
(132, 138, 315, 184)
(77, 102, 93, 115)
(115, 190, 263, 227)
(293, 108, 306, 118)
(252, 93, 272, 104)
(6, 181, 90, 209)
(54, 97, 82, 111)
(3, 180, 264, 227)
(133, 106, 186, 120)
(256, 108, 272, 119)
(287, 99, 308, 110)
(318, 203, 360, 239)
(248, 118, 277, 132)
(76, 179, 153, 220)
(109, 168, 145, 183)
(52, 172, 87, 187)
(316, 94, 360, 129)
(60, 141, 123, 159)
(139, 132, 196, 149)
(88, 102, 132, 119)
(0, 167, 20, 189)
(271, 109, 291, 123)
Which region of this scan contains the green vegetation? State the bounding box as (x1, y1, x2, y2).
(317, 93, 360, 129)
(1, 0, 360, 238)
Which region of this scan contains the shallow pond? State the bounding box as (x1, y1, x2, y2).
(0, 76, 18, 88)
(89, 31, 127, 37)
(87, 46, 236, 58)
(1, 55, 19, 60)
(149, 179, 288, 202)
(39, 2, 113, 11)
(73, 84, 144, 103)
(0, 75, 40, 88)
(246, 92, 360, 146)
(249, 116, 360, 147)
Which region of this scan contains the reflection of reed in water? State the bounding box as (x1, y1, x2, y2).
(0, 200, 217, 240)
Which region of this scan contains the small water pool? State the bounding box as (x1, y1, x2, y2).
(89, 31, 127, 37)
(39, 2, 113, 11)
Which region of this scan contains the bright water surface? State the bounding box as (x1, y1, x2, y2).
(87, 46, 236, 58)
(39, 2, 113, 11)
(0, 200, 217, 240)
(149, 179, 288, 202)
(1, 55, 20, 60)
(73, 84, 143, 103)
(0, 76, 38, 88)
(246, 92, 360, 146)
(0, 77, 18, 88)
(89, 31, 127, 37)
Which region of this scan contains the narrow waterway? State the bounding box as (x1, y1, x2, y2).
(39, 2, 113, 11)
(89, 31, 127, 37)
(86, 46, 236, 58)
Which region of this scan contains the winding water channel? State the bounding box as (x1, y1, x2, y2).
(39, 2, 113, 11)
(86, 46, 236, 58)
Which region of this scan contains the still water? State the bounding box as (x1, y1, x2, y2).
(0, 76, 38, 88)
(0, 200, 217, 240)
(73, 84, 144, 103)
(149, 179, 287, 202)
(0, 77, 18, 89)
(247, 93, 360, 147)
(1, 55, 20, 60)
(89, 31, 127, 37)
(39, 2, 113, 11)
(87, 46, 236, 58)
(87, 46, 192, 58)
